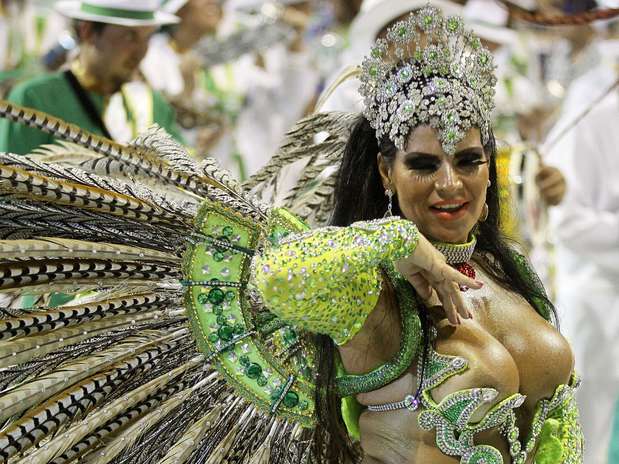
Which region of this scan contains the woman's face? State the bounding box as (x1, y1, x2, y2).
(378, 125, 489, 243)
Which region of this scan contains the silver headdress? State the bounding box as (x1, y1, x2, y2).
(359, 4, 497, 155)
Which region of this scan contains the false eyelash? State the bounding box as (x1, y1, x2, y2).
(412, 171, 439, 183)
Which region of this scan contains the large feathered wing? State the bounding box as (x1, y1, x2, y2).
(244, 111, 357, 227)
(0, 101, 334, 464)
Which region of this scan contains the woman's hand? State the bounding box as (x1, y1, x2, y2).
(395, 234, 482, 326)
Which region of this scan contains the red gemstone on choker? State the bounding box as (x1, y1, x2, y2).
(454, 262, 476, 278)
(454, 262, 476, 292)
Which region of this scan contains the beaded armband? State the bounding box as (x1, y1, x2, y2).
(252, 216, 419, 345)
(183, 203, 316, 427)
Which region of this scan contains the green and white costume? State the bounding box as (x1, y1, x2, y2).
(0, 72, 184, 154)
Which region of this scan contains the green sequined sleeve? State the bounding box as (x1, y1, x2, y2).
(252, 217, 419, 345)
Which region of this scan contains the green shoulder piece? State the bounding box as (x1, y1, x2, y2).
(509, 249, 552, 321)
(182, 201, 316, 427)
(335, 266, 422, 397)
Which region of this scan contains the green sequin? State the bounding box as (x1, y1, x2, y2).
(447, 17, 460, 31)
(246, 363, 262, 379)
(208, 288, 225, 305)
(213, 305, 224, 315)
(283, 391, 299, 408)
(283, 329, 297, 344)
(217, 325, 234, 341)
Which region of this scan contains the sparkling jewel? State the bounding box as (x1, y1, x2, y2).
(208, 288, 225, 305)
(404, 394, 420, 411)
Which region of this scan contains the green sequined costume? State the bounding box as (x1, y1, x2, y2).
(252, 210, 583, 464)
(0, 14, 584, 459)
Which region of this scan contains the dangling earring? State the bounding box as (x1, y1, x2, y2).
(384, 188, 394, 217)
(480, 203, 489, 222)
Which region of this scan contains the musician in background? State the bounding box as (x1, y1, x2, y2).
(0, 0, 184, 154)
(140, 0, 226, 155)
(228, 0, 320, 178)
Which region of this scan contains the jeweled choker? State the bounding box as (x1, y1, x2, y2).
(431, 236, 477, 289)
(431, 236, 476, 265)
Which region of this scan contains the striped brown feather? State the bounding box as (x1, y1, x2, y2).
(0, 153, 197, 223)
(0, 335, 190, 460)
(0, 101, 254, 203)
(0, 292, 170, 341)
(0, 164, 188, 226)
(0, 259, 178, 291)
(17, 357, 203, 464)
(0, 199, 187, 252)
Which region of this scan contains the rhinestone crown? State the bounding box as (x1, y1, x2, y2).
(359, 4, 497, 154)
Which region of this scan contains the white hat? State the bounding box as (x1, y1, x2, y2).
(229, 0, 308, 12)
(350, 0, 516, 59)
(162, 0, 189, 14)
(55, 0, 180, 26)
(463, 0, 517, 46)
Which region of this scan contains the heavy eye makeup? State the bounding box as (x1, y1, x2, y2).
(404, 148, 487, 173)
(404, 154, 441, 172)
(454, 148, 487, 170)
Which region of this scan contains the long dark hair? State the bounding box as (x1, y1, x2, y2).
(313, 115, 557, 463)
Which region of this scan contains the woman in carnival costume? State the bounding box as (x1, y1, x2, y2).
(0, 5, 581, 464)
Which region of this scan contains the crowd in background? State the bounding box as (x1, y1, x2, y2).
(0, 0, 618, 462)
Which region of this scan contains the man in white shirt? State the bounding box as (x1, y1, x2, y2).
(229, 0, 320, 177)
(543, 22, 619, 464)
